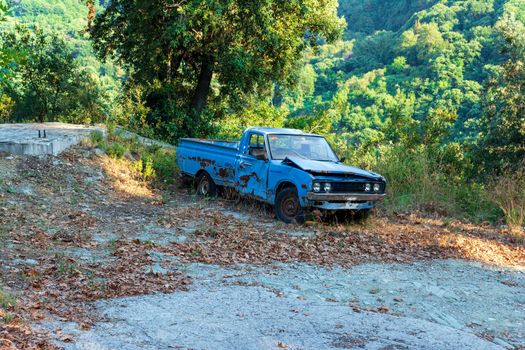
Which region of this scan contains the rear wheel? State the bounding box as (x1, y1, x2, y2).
(275, 187, 305, 224)
(195, 172, 217, 197)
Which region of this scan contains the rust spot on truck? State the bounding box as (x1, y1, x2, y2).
(239, 172, 261, 188)
(188, 156, 216, 168)
(219, 168, 230, 178)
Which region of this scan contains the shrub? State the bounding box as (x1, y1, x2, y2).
(142, 156, 155, 180)
(90, 130, 104, 145)
(150, 149, 178, 184)
(374, 146, 456, 215)
(370, 144, 500, 222)
(131, 155, 155, 181)
(106, 142, 127, 159)
(122, 139, 178, 184)
(488, 167, 525, 233)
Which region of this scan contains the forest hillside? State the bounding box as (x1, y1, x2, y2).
(0, 0, 524, 229)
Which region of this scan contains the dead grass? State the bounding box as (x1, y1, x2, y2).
(489, 169, 525, 234)
(99, 156, 156, 198)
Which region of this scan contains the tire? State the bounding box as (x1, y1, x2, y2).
(195, 172, 217, 197)
(275, 187, 305, 224)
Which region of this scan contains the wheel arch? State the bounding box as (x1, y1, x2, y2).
(194, 169, 208, 182)
(194, 169, 212, 189)
(274, 181, 297, 201)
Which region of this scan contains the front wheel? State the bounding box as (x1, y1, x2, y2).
(275, 187, 305, 224)
(195, 172, 217, 197)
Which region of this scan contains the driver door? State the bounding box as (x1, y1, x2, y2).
(236, 133, 269, 199)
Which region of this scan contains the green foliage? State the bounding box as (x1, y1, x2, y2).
(148, 149, 178, 185)
(0, 25, 107, 123)
(91, 0, 345, 142)
(105, 142, 127, 159)
(105, 131, 179, 185)
(1, 0, 121, 124)
(375, 146, 453, 214)
(0, 94, 13, 122)
(477, 13, 525, 173)
(215, 99, 287, 140)
(338, 0, 438, 36)
(90, 130, 104, 145)
(0, 2, 24, 87)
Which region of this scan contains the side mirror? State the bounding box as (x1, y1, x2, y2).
(339, 157, 346, 163)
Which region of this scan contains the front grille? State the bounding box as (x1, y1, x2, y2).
(331, 181, 385, 194)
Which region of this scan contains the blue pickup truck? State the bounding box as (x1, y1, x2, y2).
(176, 127, 386, 223)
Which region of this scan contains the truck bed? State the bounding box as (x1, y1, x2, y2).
(176, 138, 240, 185)
(179, 138, 240, 150)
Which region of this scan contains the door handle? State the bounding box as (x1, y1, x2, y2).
(240, 161, 253, 168)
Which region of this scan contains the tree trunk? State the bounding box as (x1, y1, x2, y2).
(190, 56, 214, 113)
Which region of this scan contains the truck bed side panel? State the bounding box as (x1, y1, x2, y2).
(176, 139, 239, 186)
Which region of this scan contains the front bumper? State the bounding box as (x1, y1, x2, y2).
(306, 193, 386, 202)
(305, 192, 386, 210)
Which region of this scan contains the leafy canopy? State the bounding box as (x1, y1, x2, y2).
(478, 13, 525, 172)
(91, 0, 345, 116)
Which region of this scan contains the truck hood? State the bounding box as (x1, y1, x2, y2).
(283, 157, 383, 180)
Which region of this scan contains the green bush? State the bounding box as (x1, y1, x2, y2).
(106, 142, 128, 159)
(105, 131, 178, 184)
(90, 130, 104, 145)
(131, 155, 155, 181)
(150, 149, 178, 184)
(370, 145, 499, 222)
(375, 146, 455, 215)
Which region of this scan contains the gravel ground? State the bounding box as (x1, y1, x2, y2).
(42, 259, 524, 350)
(2, 148, 523, 350)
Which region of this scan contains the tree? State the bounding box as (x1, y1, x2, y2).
(1, 26, 104, 123)
(478, 13, 525, 172)
(0, 2, 23, 87)
(91, 0, 345, 121)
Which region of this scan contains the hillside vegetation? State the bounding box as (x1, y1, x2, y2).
(0, 0, 524, 230)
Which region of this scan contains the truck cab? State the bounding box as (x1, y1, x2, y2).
(176, 127, 386, 223)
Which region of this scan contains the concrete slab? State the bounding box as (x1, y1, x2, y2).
(0, 123, 105, 156)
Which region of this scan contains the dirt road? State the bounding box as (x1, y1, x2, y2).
(41, 260, 524, 350)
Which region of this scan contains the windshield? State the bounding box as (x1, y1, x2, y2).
(268, 135, 339, 161)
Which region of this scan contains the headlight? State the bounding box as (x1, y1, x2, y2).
(373, 183, 381, 192)
(313, 182, 321, 192)
(324, 183, 332, 192)
(365, 183, 371, 192)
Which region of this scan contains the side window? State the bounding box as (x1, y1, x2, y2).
(247, 134, 267, 160)
(249, 134, 260, 149)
